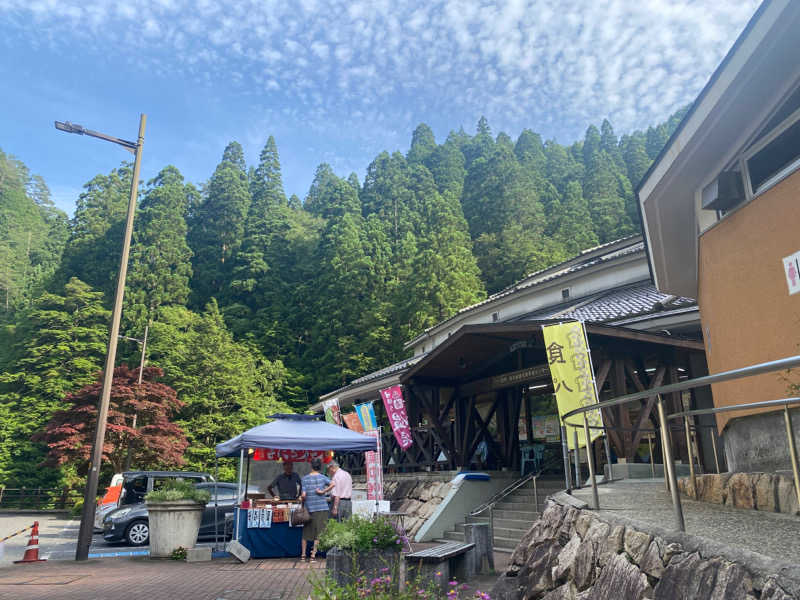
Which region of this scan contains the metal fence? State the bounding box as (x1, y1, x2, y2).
(561, 354, 800, 533)
(0, 487, 83, 510)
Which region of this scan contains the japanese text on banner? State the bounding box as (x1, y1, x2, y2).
(364, 430, 383, 500)
(379, 385, 413, 450)
(541, 321, 603, 450)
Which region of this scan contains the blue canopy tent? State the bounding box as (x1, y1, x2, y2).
(215, 413, 378, 457)
(214, 414, 379, 550)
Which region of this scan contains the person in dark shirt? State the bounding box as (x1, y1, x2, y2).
(267, 461, 302, 500)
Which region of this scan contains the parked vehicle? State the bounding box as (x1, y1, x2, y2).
(102, 482, 254, 546)
(94, 470, 213, 533)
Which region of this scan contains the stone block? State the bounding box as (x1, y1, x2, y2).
(755, 473, 778, 512)
(185, 546, 211, 562)
(662, 543, 683, 566)
(761, 577, 796, 599)
(704, 473, 733, 505)
(226, 540, 250, 563)
(623, 529, 652, 566)
(638, 541, 665, 578)
(574, 513, 596, 539)
(542, 582, 578, 600)
(726, 473, 755, 510)
(552, 536, 581, 582)
(584, 554, 650, 600)
(584, 521, 610, 544)
(776, 475, 800, 515)
(572, 539, 597, 591)
(597, 525, 624, 567)
(709, 559, 753, 599)
(557, 507, 579, 543)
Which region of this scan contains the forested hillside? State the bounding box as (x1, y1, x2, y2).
(0, 110, 686, 488)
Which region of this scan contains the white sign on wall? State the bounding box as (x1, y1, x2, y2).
(783, 251, 800, 295)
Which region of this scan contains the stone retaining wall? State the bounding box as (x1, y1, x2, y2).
(677, 473, 799, 515)
(382, 478, 451, 538)
(492, 496, 800, 599)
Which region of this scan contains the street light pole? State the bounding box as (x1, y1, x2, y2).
(57, 114, 147, 561)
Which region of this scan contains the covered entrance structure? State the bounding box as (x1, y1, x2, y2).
(337, 322, 707, 476)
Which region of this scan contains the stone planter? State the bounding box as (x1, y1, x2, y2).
(326, 547, 401, 589)
(146, 500, 205, 558)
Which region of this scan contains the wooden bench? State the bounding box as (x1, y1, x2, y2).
(405, 542, 476, 586)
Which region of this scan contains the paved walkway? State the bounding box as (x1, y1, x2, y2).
(571, 478, 800, 562)
(0, 556, 322, 600)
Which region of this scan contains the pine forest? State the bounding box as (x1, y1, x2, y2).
(0, 110, 686, 487)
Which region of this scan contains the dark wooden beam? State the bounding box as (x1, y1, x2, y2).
(628, 365, 666, 458)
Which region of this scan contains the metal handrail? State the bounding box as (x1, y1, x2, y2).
(555, 353, 800, 534)
(468, 455, 564, 517)
(561, 354, 800, 425)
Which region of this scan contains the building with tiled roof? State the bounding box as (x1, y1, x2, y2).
(316, 234, 701, 410)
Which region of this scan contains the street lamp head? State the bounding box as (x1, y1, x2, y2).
(54, 120, 85, 135)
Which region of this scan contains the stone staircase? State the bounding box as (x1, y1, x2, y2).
(437, 479, 565, 552)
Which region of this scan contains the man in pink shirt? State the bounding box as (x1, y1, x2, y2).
(317, 461, 352, 520)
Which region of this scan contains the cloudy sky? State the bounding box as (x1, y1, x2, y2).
(1, 0, 759, 214)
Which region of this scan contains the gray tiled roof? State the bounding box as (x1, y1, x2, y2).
(515, 281, 696, 324)
(348, 352, 428, 386)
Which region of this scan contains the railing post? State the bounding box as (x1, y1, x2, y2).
(532, 475, 539, 514)
(684, 416, 696, 496)
(603, 435, 613, 482)
(647, 434, 655, 478)
(657, 395, 685, 532)
(583, 413, 599, 510)
(489, 505, 495, 550)
(561, 425, 572, 492)
(573, 428, 581, 489)
(783, 405, 800, 508)
(710, 427, 721, 474)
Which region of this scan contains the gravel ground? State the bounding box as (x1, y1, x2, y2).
(570, 478, 800, 562)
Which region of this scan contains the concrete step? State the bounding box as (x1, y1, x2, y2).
(493, 535, 523, 551)
(442, 530, 465, 542)
(493, 509, 539, 521)
(496, 501, 538, 512)
(493, 527, 526, 541)
(466, 515, 490, 524)
(493, 518, 534, 531)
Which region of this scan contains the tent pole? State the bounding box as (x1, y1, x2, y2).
(235, 449, 244, 541)
(244, 453, 251, 498)
(214, 453, 219, 551)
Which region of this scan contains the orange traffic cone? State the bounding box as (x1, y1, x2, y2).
(14, 521, 46, 563)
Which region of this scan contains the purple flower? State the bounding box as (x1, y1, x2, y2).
(373, 537, 378, 543)
(449, 581, 458, 586)
(380, 567, 389, 573)
(460, 584, 470, 590)
(396, 539, 401, 544)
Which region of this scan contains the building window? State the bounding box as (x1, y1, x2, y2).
(745, 116, 800, 196)
(492, 312, 500, 322)
(562, 288, 570, 300)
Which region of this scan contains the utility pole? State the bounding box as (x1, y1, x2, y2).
(121, 324, 149, 471)
(56, 115, 147, 561)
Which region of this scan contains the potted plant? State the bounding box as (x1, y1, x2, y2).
(145, 480, 210, 558)
(320, 515, 405, 589)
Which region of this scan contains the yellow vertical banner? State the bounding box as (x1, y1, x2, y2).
(541, 321, 603, 450)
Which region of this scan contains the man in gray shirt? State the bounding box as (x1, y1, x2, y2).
(267, 461, 302, 500)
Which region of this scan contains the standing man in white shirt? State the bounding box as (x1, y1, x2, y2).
(317, 461, 352, 520)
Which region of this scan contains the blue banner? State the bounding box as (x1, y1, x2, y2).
(354, 402, 378, 431)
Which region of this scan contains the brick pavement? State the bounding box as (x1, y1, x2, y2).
(0, 556, 324, 600)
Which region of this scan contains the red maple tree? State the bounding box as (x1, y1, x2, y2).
(37, 365, 189, 474)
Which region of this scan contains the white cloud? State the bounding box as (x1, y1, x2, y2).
(1, 0, 761, 146)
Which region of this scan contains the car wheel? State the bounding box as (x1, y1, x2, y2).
(125, 520, 149, 546)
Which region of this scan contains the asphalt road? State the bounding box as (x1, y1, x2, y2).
(0, 512, 149, 566)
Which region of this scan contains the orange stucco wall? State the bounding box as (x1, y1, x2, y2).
(698, 170, 800, 431)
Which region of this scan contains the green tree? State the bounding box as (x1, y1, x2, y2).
(188, 142, 251, 305)
(0, 278, 109, 487)
(125, 166, 194, 330)
(147, 301, 288, 477)
(59, 163, 134, 299)
(407, 123, 436, 164)
(554, 181, 599, 256)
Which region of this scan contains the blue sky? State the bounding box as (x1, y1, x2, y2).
(1, 0, 759, 215)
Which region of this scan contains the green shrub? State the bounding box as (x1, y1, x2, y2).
(145, 480, 210, 504)
(70, 498, 84, 517)
(319, 515, 403, 552)
(309, 571, 490, 600)
(170, 546, 188, 560)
